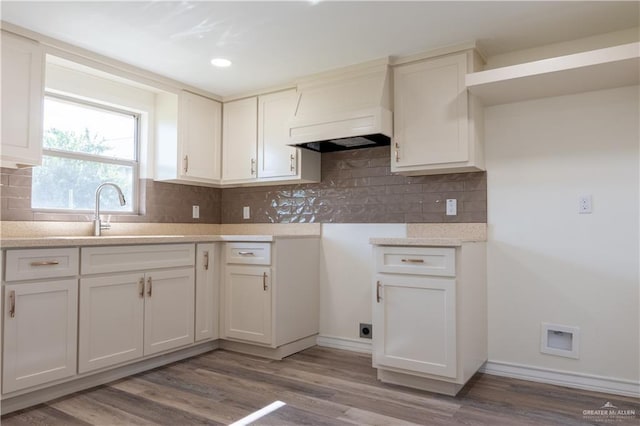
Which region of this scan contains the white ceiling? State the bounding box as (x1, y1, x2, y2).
(2, 1, 638, 97)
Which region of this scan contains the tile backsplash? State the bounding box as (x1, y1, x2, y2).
(0, 168, 221, 223)
(1, 147, 486, 224)
(222, 147, 486, 223)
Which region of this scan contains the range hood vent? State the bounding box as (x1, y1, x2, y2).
(288, 59, 392, 152)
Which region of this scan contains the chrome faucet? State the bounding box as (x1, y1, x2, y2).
(93, 183, 126, 236)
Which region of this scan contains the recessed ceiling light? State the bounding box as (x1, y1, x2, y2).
(210, 58, 231, 68)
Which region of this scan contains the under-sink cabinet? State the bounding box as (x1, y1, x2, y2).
(79, 244, 196, 373)
(2, 248, 79, 393)
(372, 242, 487, 395)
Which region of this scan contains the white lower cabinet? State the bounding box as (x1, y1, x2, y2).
(221, 239, 320, 358)
(195, 243, 218, 342)
(2, 279, 78, 393)
(2, 247, 80, 394)
(224, 265, 272, 345)
(79, 268, 194, 373)
(143, 268, 195, 355)
(373, 274, 457, 378)
(78, 244, 196, 373)
(78, 273, 144, 373)
(372, 243, 486, 396)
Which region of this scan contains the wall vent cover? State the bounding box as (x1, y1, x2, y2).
(540, 323, 580, 359)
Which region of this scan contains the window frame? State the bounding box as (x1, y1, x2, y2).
(32, 92, 141, 214)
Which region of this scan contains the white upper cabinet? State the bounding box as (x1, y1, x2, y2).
(258, 89, 320, 182)
(392, 50, 484, 175)
(1, 31, 45, 169)
(155, 90, 222, 186)
(179, 91, 222, 182)
(222, 97, 258, 183)
(221, 91, 320, 187)
(258, 89, 298, 179)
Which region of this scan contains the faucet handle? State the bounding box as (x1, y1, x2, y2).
(101, 214, 112, 231)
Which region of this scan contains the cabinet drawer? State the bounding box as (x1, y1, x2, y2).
(225, 242, 271, 265)
(376, 246, 455, 277)
(81, 244, 195, 275)
(5, 248, 79, 281)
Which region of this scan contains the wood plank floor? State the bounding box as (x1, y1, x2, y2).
(2, 346, 639, 425)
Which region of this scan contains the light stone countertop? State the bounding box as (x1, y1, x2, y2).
(369, 237, 485, 247)
(0, 234, 321, 249)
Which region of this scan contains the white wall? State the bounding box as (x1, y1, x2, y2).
(319, 224, 406, 345)
(485, 86, 639, 383)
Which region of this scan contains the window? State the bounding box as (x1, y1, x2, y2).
(32, 94, 139, 213)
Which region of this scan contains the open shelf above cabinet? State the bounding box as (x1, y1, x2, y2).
(466, 42, 639, 106)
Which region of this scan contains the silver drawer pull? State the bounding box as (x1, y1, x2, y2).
(238, 251, 255, 256)
(30, 260, 60, 266)
(401, 259, 424, 264)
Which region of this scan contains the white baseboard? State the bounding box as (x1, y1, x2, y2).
(481, 360, 640, 398)
(314, 338, 639, 398)
(316, 335, 372, 353)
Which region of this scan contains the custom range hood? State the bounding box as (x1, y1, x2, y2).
(288, 59, 392, 152)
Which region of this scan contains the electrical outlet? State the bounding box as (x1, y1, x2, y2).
(359, 323, 372, 339)
(243, 206, 251, 219)
(578, 195, 592, 214)
(192, 205, 199, 219)
(446, 199, 457, 216)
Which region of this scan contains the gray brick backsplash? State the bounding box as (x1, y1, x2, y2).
(1, 146, 486, 224)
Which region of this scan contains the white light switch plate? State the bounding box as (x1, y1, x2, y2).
(446, 199, 457, 216)
(192, 205, 199, 219)
(243, 206, 251, 219)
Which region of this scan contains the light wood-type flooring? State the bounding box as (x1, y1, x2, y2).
(2, 346, 639, 425)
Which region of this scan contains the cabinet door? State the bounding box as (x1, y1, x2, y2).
(79, 273, 144, 373)
(1, 31, 44, 168)
(195, 244, 218, 342)
(224, 266, 272, 345)
(373, 274, 457, 378)
(144, 268, 195, 355)
(258, 89, 298, 178)
(392, 53, 468, 170)
(179, 91, 222, 181)
(222, 97, 258, 182)
(3, 279, 77, 393)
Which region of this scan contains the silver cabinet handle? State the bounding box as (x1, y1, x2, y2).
(184, 155, 189, 173)
(203, 251, 209, 270)
(138, 277, 145, 298)
(147, 276, 153, 297)
(394, 142, 400, 162)
(250, 158, 256, 175)
(30, 260, 60, 266)
(290, 153, 296, 172)
(263, 272, 268, 291)
(401, 259, 424, 263)
(8, 290, 15, 318)
(238, 251, 255, 256)
(376, 281, 382, 303)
